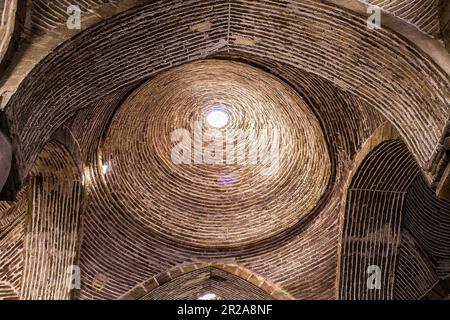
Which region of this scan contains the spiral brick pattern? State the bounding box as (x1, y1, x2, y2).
(3, 0, 448, 184)
(0, 0, 448, 300)
(73, 55, 386, 299)
(101, 59, 330, 248)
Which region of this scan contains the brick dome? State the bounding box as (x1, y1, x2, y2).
(101, 59, 330, 248)
(0, 0, 449, 301)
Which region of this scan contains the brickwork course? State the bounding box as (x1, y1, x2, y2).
(0, 0, 449, 300)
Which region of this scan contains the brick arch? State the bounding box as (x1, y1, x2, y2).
(0, 137, 84, 300)
(74, 54, 385, 300)
(120, 263, 294, 300)
(393, 174, 450, 299)
(3, 0, 449, 187)
(337, 122, 450, 300)
(336, 123, 402, 293)
(19, 140, 83, 300)
(337, 124, 422, 299)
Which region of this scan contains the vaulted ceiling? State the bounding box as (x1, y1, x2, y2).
(0, 0, 449, 300)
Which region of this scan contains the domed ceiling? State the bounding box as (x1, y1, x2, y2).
(0, 0, 449, 301)
(101, 59, 330, 248)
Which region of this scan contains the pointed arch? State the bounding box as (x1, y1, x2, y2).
(120, 263, 294, 300)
